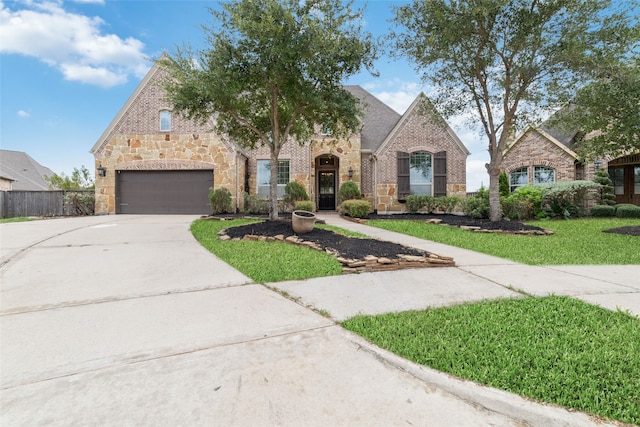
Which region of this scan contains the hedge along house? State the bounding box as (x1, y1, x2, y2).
(502, 123, 640, 206)
(91, 60, 469, 215)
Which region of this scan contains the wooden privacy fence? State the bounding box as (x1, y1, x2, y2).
(0, 191, 95, 218)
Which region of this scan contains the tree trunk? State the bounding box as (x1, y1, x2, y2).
(269, 150, 279, 221)
(488, 167, 501, 221)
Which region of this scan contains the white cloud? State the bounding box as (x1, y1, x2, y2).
(17, 110, 30, 118)
(0, 0, 149, 87)
(72, 0, 105, 4)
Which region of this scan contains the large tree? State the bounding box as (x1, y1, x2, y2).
(392, 0, 638, 221)
(551, 55, 640, 161)
(161, 0, 377, 220)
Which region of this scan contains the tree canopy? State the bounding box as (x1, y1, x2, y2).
(161, 0, 377, 219)
(46, 166, 94, 190)
(392, 0, 639, 221)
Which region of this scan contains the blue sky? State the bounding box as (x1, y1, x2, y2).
(1, 0, 491, 190)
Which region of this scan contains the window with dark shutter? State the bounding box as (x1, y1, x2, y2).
(433, 151, 447, 197)
(397, 151, 410, 200)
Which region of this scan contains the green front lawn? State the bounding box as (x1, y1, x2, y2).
(343, 296, 640, 425)
(0, 216, 36, 223)
(368, 218, 640, 265)
(191, 219, 342, 282)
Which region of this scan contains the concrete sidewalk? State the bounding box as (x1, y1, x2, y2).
(272, 212, 640, 320)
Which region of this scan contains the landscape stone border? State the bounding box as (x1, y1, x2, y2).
(216, 229, 456, 274)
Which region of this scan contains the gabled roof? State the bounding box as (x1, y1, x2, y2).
(343, 85, 401, 151)
(91, 56, 166, 156)
(375, 93, 470, 156)
(0, 150, 55, 191)
(504, 125, 578, 159)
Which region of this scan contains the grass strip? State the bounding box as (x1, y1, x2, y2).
(342, 296, 640, 425)
(368, 218, 640, 265)
(191, 219, 342, 282)
(0, 217, 36, 223)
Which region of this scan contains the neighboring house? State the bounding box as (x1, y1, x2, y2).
(0, 150, 55, 191)
(502, 124, 640, 205)
(91, 61, 469, 215)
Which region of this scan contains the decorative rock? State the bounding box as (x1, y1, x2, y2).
(425, 218, 442, 224)
(274, 234, 285, 240)
(377, 257, 395, 264)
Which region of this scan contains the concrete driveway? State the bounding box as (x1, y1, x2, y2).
(1, 215, 614, 426)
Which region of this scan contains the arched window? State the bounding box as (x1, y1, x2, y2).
(534, 166, 555, 184)
(409, 151, 432, 195)
(509, 167, 528, 192)
(160, 110, 171, 131)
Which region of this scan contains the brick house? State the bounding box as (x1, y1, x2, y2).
(91, 60, 469, 215)
(502, 124, 640, 205)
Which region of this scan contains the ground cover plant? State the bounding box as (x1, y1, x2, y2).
(191, 219, 342, 282)
(0, 217, 36, 223)
(342, 296, 640, 425)
(368, 218, 640, 265)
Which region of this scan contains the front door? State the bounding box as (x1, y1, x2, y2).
(318, 171, 336, 210)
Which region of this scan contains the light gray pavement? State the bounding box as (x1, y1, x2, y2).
(273, 212, 639, 321)
(0, 214, 631, 426)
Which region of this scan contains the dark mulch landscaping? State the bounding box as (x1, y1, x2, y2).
(224, 219, 430, 260)
(364, 213, 547, 233)
(603, 226, 640, 237)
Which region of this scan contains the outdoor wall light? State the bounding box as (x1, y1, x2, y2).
(97, 164, 107, 177)
(348, 166, 354, 178)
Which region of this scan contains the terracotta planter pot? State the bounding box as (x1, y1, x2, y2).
(292, 210, 316, 234)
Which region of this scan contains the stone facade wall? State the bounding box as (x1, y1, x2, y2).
(375, 111, 468, 213)
(94, 133, 240, 214)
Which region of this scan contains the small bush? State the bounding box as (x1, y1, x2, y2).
(294, 200, 315, 212)
(340, 199, 371, 218)
(592, 168, 616, 206)
(436, 196, 460, 213)
(244, 192, 269, 214)
(406, 195, 427, 213)
(590, 205, 616, 217)
(461, 188, 490, 219)
(540, 180, 600, 219)
(64, 191, 95, 216)
(209, 187, 233, 214)
(284, 181, 309, 210)
(616, 204, 640, 218)
(501, 185, 543, 220)
(338, 181, 361, 203)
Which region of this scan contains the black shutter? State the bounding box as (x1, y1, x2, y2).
(434, 151, 447, 197)
(397, 151, 410, 200)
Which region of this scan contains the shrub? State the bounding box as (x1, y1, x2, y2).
(501, 185, 543, 220)
(244, 192, 269, 214)
(294, 200, 315, 212)
(436, 196, 460, 213)
(540, 181, 600, 219)
(499, 171, 510, 198)
(590, 205, 616, 217)
(338, 181, 361, 203)
(592, 168, 616, 206)
(406, 195, 426, 213)
(284, 181, 309, 210)
(209, 187, 233, 214)
(340, 199, 371, 218)
(616, 204, 640, 218)
(461, 187, 490, 219)
(64, 191, 95, 216)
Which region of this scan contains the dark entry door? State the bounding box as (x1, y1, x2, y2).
(318, 171, 336, 210)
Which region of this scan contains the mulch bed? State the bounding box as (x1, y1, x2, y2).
(602, 226, 640, 237)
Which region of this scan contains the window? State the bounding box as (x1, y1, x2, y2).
(409, 152, 432, 195)
(160, 110, 171, 131)
(534, 166, 555, 184)
(509, 167, 528, 192)
(257, 160, 290, 196)
(610, 167, 624, 195)
(635, 167, 640, 195)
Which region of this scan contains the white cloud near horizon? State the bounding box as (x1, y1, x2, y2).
(17, 110, 30, 118)
(0, 0, 149, 87)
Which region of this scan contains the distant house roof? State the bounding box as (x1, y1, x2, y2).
(343, 85, 402, 152)
(0, 150, 55, 191)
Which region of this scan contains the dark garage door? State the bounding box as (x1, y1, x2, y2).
(117, 170, 213, 214)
